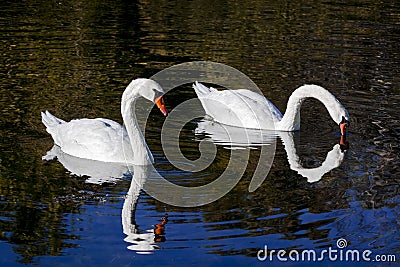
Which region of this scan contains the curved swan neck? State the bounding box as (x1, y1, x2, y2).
(121, 89, 154, 165)
(277, 85, 348, 131)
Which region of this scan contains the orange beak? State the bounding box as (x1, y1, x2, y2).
(155, 96, 168, 116)
(340, 122, 347, 136)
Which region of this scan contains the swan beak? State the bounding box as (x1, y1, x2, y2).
(155, 96, 168, 116)
(339, 121, 348, 135)
(339, 116, 349, 136)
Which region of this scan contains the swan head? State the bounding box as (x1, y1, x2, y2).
(304, 85, 350, 135)
(124, 78, 168, 116)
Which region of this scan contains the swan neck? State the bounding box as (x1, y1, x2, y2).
(278, 85, 346, 131)
(277, 94, 303, 131)
(121, 92, 154, 165)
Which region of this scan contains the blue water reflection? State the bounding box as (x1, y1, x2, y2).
(0, 0, 399, 266)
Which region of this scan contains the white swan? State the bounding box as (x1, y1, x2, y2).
(41, 78, 168, 165)
(193, 82, 349, 135)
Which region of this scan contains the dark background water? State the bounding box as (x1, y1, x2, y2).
(0, 0, 399, 266)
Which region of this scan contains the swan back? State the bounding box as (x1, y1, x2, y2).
(193, 82, 282, 129)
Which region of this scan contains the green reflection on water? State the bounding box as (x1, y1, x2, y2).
(0, 0, 399, 265)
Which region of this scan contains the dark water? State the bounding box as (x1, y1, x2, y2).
(1, 0, 399, 266)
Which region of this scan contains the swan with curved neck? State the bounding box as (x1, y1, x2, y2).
(41, 78, 168, 165)
(193, 82, 349, 135)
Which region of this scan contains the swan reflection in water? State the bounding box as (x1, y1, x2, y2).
(122, 164, 168, 254)
(195, 119, 348, 183)
(43, 145, 131, 184)
(43, 148, 167, 253)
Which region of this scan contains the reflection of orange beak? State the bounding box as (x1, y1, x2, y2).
(155, 96, 168, 116)
(340, 122, 347, 136)
(154, 224, 165, 235)
(340, 135, 346, 146)
(339, 134, 349, 151)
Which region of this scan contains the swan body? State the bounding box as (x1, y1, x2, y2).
(42, 78, 167, 165)
(42, 112, 135, 164)
(193, 82, 349, 132)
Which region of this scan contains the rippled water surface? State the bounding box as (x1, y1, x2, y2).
(1, 0, 399, 266)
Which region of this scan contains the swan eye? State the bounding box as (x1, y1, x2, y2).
(340, 116, 349, 126)
(152, 88, 163, 100)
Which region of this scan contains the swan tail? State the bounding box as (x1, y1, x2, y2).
(193, 81, 217, 98)
(42, 145, 59, 161)
(41, 110, 65, 129)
